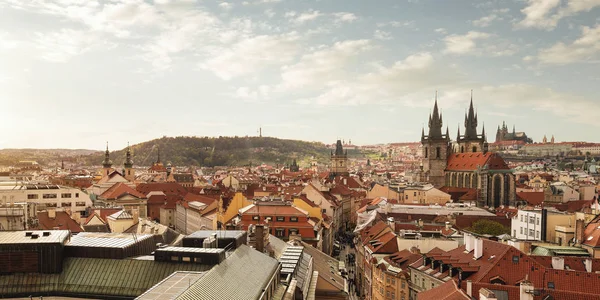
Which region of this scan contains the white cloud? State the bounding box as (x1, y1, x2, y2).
(443, 31, 490, 54)
(374, 30, 392, 40)
(35, 29, 108, 63)
(0, 32, 19, 50)
(537, 24, 600, 65)
(291, 10, 322, 24)
(434, 28, 447, 34)
(200, 32, 301, 80)
(473, 14, 499, 27)
(264, 9, 275, 18)
(280, 39, 372, 89)
(219, 2, 233, 10)
(516, 0, 600, 30)
(332, 12, 357, 24)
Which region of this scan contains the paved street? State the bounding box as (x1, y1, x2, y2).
(339, 242, 362, 300)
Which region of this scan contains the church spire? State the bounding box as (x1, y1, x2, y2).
(156, 146, 161, 164)
(457, 124, 461, 141)
(102, 142, 113, 169)
(482, 123, 486, 141)
(427, 92, 443, 139)
(124, 142, 133, 169)
(464, 90, 479, 140)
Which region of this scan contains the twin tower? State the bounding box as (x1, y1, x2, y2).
(420, 93, 487, 187)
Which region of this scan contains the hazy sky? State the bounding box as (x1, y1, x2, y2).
(1, 0, 599, 150)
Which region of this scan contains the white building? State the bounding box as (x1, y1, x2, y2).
(0, 183, 92, 216)
(511, 209, 543, 241)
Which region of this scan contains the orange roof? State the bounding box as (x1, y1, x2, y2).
(35, 211, 83, 233)
(242, 204, 307, 217)
(516, 192, 545, 206)
(100, 182, 146, 199)
(417, 280, 469, 300)
(446, 152, 509, 171)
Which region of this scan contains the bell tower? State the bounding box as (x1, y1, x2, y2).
(421, 93, 450, 188)
(102, 142, 113, 176)
(330, 140, 349, 177)
(124, 143, 135, 182)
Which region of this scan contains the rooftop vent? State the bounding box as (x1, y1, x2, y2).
(31, 234, 39, 239)
(25, 232, 33, 237)
(43, 232, 51, 236)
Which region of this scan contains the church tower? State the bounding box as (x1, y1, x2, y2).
(457, 91, 487, 153)
(330, 140, 349, 177)
(123, 143, 135, 182)
(102, 142, 113, 176)
(421, 94, 450, 188)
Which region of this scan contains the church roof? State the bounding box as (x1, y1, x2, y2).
(446, 152, 510, 171)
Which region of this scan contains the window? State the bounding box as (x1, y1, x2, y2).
(431, 283, 435, 289)
(275, 228, 285, 237)
(61, 193, 72, 198)
(290, 217, 298, 222)
(520, 215, 523, 222)
(422, 278, 425, 288)
(536, 231, 540, 238)
(536, 217, 540, 225)
(424, 147, 428, 158)
(386, 291, 390, 298)
(252, 216, 259, 221)
(414, 192, 417, 197)
(548, 282, 555, 289)
(520, 227, 523, 234)
(512, 255, 519, 264)
(76, 201, 86, 206)
(529, 229, 534, 237)
(75, 193, 79, 198)
(387, 277, 390, 284)
(436, 147, 440, 158)
(61, 202, 71, 207)
(46, 202, 57, 207)
(392, 278, 395, 284)
(264, 216, 273, 222)
(27, 194, 39, 199)
(289, 228, 299, 235)
(401, 281, 405, 288)
(276, 216, 285, 222)
(529, 216, 535, 224)
(43, 193, 57, 199)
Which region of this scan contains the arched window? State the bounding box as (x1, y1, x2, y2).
(461, 146, 465, 153)
(472, 146, 477, 152)
(436, 147, 441, 159)
(425, 147, 428, 158)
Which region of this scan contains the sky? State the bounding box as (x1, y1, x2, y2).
(1, 0, 599, 150)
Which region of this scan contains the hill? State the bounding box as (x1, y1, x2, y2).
(86, 136, 345, 168)
(0, 149, 100, 167)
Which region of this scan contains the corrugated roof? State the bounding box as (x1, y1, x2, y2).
(68, 232, 154, 248)
(136, 271, 206, 300)
(176, 244, 279, 300)
(0, 257, 215, 298)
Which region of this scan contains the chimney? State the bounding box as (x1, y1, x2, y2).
(48, 209, 56, 219)
(551, 257, 564, 270)
(519, 280, 534, 300)
(255, 224, 265, 252)
(474, 238, 483, 259)
(387, 217, 395, 229)
(576, 219, 585, 245)
(445, 221, 451, 230)
(479, 288, 497, 300)
(584, 258, 593, 272)
(466, 280, 473, 296)
(465, 234, 473, 252)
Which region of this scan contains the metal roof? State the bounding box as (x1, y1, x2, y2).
(185, 230, 246, 239)
(156, 247, 225, 254)
(0, 257, 216, 298)
(67, 232, 154, 248)
(176, 244, 279, 300)
(136, 271, 206, 300)
(0, 230, 70, 245)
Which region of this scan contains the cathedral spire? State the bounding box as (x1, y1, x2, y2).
(464, 90, 479, 139)
(482, 123, 486, 141)
(457, 124, 461, 141)
(156, 146, 161, 164)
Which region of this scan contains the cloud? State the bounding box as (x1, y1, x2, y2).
(332, 12, 358, 24)
(291, 10, 322, 24)
(536, 24, 600, 65)
(35, 29, 109, 63)
(443, 31, 490, 54)
(516, 0, 600, 30)
(219, 2, 234, 10)
(280, 39, 372, 89)
(374, 30, 392, 40)
(434, 28, 447, 34)
(472, 9, 510, 28)
(200, 32, 301, 80)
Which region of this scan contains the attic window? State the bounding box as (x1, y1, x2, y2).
(547, 282, 555, 289)
(512, 255, 519, 264)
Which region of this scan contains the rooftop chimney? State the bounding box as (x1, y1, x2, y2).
(465, 234, 474, 252)
(576, 219, 585, 245)
(466, 280, 473, 296)
(584, 258, 593, 272)
(551, 257, 564, 270)
(474, 237, 483, 260)
(519, 280, 534, 300)
(479, 288, 497, 300)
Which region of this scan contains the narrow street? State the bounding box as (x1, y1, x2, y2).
(339, 240, 362, 300)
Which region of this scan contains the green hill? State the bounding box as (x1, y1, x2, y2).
(88, 136, 336, 168)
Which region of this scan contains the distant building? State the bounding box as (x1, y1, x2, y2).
(330, 139, 349, 177)
(495, 121, 531, 143)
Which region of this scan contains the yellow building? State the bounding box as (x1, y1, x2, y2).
(402, 184, 451, 205)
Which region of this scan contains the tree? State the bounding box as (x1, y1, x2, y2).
(468, 219, 509, 236)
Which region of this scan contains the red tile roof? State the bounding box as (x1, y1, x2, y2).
(417, 280, 469, 300)
(242, 204, 307, 217)
(99, 182, 146, 199)
(35, 211, 83, 233)
(446, 152, 510, 171)
(136, 182, 188, 197)
(517, 191, 545, 206)
(183, 193, 216, 206)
